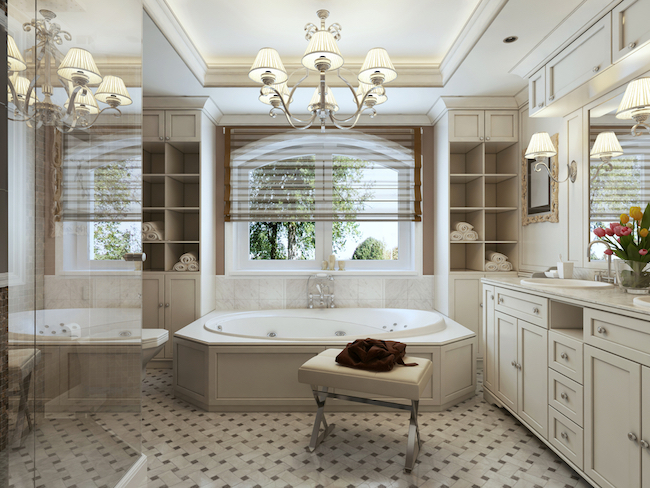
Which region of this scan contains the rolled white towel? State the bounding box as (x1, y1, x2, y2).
(173, 262, 187, 272)
(498, 261, 513, 272)
(187, 262, 199, 272)
(450, 231, 463, 241)
(485, 261, 499, 272)
(179, 252, 198, 264)
(142, 221, 164, 233)
(145, 231, 163, 241)
(463, 230, 479, 241)
(486, 251, 508, 263)
(453, 221, 473, 233)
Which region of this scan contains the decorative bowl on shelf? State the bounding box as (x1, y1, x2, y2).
(614, 260, 650, 294)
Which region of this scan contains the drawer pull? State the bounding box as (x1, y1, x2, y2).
(511, 360, 517, 367)
(533, 307, 540, 315)
(641, 440, 649, 449)
(560, 432, 569, 440)
(560, 392, 569, 401)
(597, 326, 607, 335)
(560, 352, 569, 360)
(629, 42, 637, 49)
(499, 297, 504, 304)
(516, 363, 522, 370)
(628, 432, 638, 442)
(491, 294, 494, 300)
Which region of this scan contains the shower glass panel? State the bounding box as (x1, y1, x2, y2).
(5, 1, 144, 486)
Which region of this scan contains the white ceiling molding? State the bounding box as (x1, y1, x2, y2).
(438, 0, 509, 84)
(143, 0, 207, 85)
(218, 113, 432, 127)
(514, 85, 528, 108)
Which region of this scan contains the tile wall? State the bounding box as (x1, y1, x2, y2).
(43, 275, 141, 309)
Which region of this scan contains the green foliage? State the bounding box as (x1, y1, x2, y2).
(352, 237, 385, 260)
(93, 222, 139, 260)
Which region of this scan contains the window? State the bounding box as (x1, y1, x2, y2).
(227, 130, 419, 272)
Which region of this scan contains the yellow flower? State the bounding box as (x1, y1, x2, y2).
(641, 228, 649, 238)
(632, 209, 644, 221)
(621, 213, 630, 224)
(631, 206, 642, 215)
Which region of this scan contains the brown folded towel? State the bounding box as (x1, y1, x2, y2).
(335, 338, 418, 372)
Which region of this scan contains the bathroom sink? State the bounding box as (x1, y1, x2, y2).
(520, 278, 613, 289)
(633, 296, 650, 309)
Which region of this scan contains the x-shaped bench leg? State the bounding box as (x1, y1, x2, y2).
(405, 400, 422, 473)
(309, 386, 335, 451)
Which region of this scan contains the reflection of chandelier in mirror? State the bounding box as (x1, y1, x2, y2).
(7, 9, 132, 131)
(617, 77, 650, 136)
(589, 131, 624, 183)
(248, 9, 396, 131)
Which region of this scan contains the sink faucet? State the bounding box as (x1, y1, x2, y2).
(587, 240, 615, 283)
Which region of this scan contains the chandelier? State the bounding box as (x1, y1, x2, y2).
(6, 9, 132, 131)
(248, 10, 397, 131)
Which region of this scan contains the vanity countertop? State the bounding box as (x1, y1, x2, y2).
(481, 276, 650, 319)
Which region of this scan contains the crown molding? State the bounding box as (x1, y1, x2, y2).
(217, 113, 432, 127)
(427, 96, 519, 125)
(143, 96, 223, 123)
(514, 85, 528, 108)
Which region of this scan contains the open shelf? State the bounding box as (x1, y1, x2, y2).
(450, 144, 483, 174)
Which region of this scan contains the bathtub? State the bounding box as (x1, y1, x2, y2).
(174, 308, 477, 412)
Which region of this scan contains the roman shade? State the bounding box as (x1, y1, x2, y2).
(225, 128, 421, 222)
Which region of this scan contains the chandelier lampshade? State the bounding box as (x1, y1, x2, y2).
(358, 48, 397, 85)
(525, 132, 557, 159)
(308, 85, 339, 113)
(259, 82, 292, 105)
(95, 75, 132, 106)
(65, 89, 100, 115)
(57, 48, 103, 85)
(8, 75, 35, 105)
(590, 131, 624, 160)
(302, 30, 344, 71)
(7, 35, 27, 72)
(357, 83, 387, 105)
(248, 48, 288, 85)
(616, 77, 650, 119)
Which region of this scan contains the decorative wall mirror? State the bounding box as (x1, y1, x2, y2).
(521, 133, 559, 225)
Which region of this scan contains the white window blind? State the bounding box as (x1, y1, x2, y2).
(225, 128, 421, 222)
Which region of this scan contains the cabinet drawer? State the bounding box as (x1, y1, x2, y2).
(584, 308, 650, 367)
(495, 287, 548, 328)
(548, 369, 583, 426)
(548, 330, 583, 384)
(548, 406, 583, 470)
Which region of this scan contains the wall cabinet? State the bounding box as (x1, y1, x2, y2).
(528, 67, 546, 116)
(612, 0, 650, 63)
(143, 109, 201, 142)
(448, 110, 518, 143)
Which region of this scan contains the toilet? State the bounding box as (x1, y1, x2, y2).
(142, 329, 169, 378)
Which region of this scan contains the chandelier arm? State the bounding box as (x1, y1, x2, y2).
(328, 107, 376, 130)
(285, 68, 310, 106)
(631, 121, 650, 137)
(590, 160, 613, 184)
(270, 106, 318, 129)
(336, 69, 363, 112)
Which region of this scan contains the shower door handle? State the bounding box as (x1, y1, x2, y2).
(123, 252, 147, 262)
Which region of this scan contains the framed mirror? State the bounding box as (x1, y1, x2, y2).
(522, 133, 559, 225)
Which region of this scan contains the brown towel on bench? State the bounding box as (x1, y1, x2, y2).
(335, 338, 418, 372)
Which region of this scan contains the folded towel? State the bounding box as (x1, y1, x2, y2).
(173, 262, 187, 272)
(142, 221, 164, 233)
(486, 251, 508, 263)
(485, 261, 499, 272)
(179, 252, 198, 264)
(498, 261, 513, 272)
(450, 231, 463, 241)
(144, 231, 164, 241)
(187, 262, 199, 272)
(453, 221, 473, 233)
(463, 230, 479, 241)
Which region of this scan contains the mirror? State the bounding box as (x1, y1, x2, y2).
(522, 133, 559, 225)
(589, 93, 648, 261)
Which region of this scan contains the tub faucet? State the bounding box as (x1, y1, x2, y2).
(587, 240, 615, 283)
(307, 273, 335, 308)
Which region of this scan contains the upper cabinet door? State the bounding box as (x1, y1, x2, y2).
(484, 111, 518, 142)
(546, 14, 612, 104)
(143, 110, 165, 142)
(166, 111, 201, 142)
(449, 110, 485, 142)
(612, 0, 650, 62)
(528, 67, 546, 116)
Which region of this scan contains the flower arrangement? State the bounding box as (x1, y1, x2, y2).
(593, 204, 650, 291)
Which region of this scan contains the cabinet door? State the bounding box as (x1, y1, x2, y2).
(449, 111, 485, 142)
(585, 345, 641, 488)
(528, 67, 546, 116)
(494, 311, 518, 410)
(643, 366, 650, 488)
(165, 110, 201, 142)
(484, 111, 518, 142)
(143, 110, 165, 142)
(483, 285, 496, 391)
(164, 275, 200, 358)
(612, 0, 650, 62)
(517, 320, 548, 438)
(546, 15, 611, 104)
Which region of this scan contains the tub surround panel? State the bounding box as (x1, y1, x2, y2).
(43, 275, 142, 310)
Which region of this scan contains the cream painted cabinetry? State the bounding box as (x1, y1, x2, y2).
(143, 110, 201, 142)
(448, 110, 518, 143)
(612, 0, 650, 62)
(482, 284, 495, 389)
(528, 67, 546, 116)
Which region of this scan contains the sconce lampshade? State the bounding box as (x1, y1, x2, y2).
(302, 30, 344, 71)
(259, 82, 292, 105)
(65, 89, 100, 115)
(616, 77, 650, 119)
(8, 74, 35, 105)
(95, 75, 132, 106)
(308, 85, 339, 113)
(57, 48, 103, 85)
(249, 48, 288, 84)
(7, 35, 27, 72)
(358, 48, 397, 85)
(590, 131, 624, 160)
(525, 132, 557, 159)
(356, 83, 387, 105)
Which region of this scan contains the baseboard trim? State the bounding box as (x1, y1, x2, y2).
(115, 453, 147, 488)
(148, 359, 173, 369)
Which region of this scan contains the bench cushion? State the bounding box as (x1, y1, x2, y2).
(298, 349, 432, 400)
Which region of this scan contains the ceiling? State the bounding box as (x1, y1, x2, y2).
(142, 0, 606, 119)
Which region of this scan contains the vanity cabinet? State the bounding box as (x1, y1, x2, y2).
(143, 109, 201, 142)
(612, 0, 650, 63)
(448, 110, 518, 143)
(482, 284, 496, 391)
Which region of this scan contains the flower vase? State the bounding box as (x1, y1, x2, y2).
(615, 260, 650, 294)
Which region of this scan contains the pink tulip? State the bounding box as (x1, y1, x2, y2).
(640, 249, 649, 256)
(621, 227, 633, 236)
(615, 226, 625, 236)
(605, 228, 615, 236)
(594, 228, 606, 237)
(604, 249, 614, 255)
(610, 222, 620, 230)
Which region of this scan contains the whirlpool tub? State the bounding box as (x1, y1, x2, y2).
(174, 308, 477, 412)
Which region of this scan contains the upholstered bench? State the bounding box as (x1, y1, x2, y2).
(298, 348, 433, 472)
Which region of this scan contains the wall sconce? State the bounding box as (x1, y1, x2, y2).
(589, 131, 623, 183)
(617, 77, 650, 136)
(524, 132, 577, 183)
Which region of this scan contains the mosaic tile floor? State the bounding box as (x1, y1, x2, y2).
(142, 369, 591, 488)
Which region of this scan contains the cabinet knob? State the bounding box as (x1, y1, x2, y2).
(560, 392, 569, 401)
(511, 360, 517, 367)
(560, 432, 568, 440)
(165, 136, 170, 140)
(498, 297, 504, 304)
(548, 95, 555, 101)
(479, 136, 484, 141)
(486, 136, 490, 141)
(165, 303, 170, 308)
(628, 432, 638, 442)
(641, 440, 650, 449)
(491, 294, 494, 300)
(533, 307, 540, 315)
(517, 363, 522, 370)
(560, 352, 568, 360)
(538, 102, 544, 108)
(629, 42, 637, 50)
(159, 136, 163, 140)
(480, 303, 483, 308)
(592, 66, 600, 73)
(158, 303, 163, 308)
(597, 326, 607, 335)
